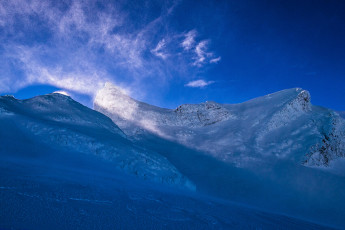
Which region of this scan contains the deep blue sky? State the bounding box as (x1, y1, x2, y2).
(0, 0, 344, 110)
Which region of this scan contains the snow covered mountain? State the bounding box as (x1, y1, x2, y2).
(1, 92, 336, 229)
(1, 87, 345, 229)
(94, 83, 345, 169)
(0, 93, 193, 189)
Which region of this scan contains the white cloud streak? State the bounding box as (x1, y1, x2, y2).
(4, 45, 110, 96)
(185, 80, 215, 88)
(181, 31, 221, 67)
(210, 56, 221, 64)
(0, 0, 148, 96)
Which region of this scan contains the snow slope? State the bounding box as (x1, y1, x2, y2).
(94, 83, 345, 227)
(0, 93, 193, 189)
(0, 150, 333, 230)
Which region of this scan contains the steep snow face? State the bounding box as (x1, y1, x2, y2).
(94, 84, 345, 168)
(0, 94, 194, 189)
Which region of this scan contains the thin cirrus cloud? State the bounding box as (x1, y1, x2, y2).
(181, 30, 197, 51)
(181, 30, 221, 67)
(151, 39, 168, 60)
(0, 0, 221, 102)
(210, 57, 222, 64)
(185, 80, 215, 88)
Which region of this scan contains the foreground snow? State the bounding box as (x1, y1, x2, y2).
(0, 151, 334, 230)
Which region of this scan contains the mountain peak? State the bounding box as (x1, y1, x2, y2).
(52, 90, 70, 97)
(0, 95, 16, 100)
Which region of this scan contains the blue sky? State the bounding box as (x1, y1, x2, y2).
(0, 0, 344, 110)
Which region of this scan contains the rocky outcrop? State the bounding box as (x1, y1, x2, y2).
(175, 101, 234, 127)
(304, 112, 345, 167)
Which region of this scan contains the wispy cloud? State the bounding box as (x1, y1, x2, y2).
(210, 56, 221, 64)
(193, 40, 222, 67)
(151, 39, 168, 59)
(3, 44, 110, 96)
(0, 0, 221, 102)
(194, 40, 210, 66)
(0, 0, 153, 97)
(185, 79, 215, 88)
(181, 30, 197, 51)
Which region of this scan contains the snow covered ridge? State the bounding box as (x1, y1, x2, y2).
(0, 94, 195, 189)
(94, 83, 235, 136)
(94, 84, 345, 169)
